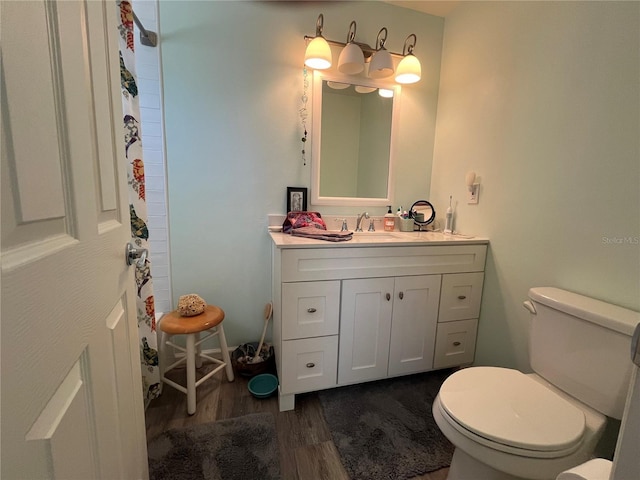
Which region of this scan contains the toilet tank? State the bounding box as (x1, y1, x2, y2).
(527, 287, 639, 420)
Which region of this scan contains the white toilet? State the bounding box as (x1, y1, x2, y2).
(433, 287, 639, 480)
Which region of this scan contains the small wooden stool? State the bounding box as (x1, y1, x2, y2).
(158, 305, 234, 415)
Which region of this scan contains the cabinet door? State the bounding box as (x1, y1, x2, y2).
(439, 272, 484, 322)
(339, 278, 394, 385)
(388, 275, 442, 376)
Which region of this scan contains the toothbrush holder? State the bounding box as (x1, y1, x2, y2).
(398, 218, 415, 232)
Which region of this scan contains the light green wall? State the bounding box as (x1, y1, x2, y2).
(431, 1, 640, 371)
(159, 1, 444, 345)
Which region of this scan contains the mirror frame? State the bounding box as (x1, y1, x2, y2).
(310, 70, 401, 207)
(410, 200, 436, 231)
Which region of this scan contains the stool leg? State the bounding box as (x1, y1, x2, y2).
(195, 332, 203, 369)
(217, 324, 234, 382)
(186, 333, 197, 415)
(158, 331, 168, 382)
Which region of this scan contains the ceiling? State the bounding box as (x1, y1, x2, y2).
(384, 1, 460, 18)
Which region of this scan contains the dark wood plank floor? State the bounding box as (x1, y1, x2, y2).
(145, 364, 449, 480)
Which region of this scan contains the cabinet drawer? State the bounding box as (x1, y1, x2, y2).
(433, 319, 478, 369)
(439, 272, 484, 322)
(282, 281, 340, 340)
(280, 336, 338, 394)
(281, 245, 487, 282)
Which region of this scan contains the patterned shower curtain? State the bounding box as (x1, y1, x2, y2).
(117, 0, 160, 405)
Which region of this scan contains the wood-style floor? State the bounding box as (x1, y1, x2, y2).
(145, 364, 449, 480)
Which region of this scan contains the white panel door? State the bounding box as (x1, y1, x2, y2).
(388, 275, 441, 376)
(1, 1, 148, 479)
(339, 277, 394, 384)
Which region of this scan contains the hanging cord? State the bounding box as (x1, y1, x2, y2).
(299, 66, 309, 166)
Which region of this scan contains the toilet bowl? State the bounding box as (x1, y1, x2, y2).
(433, 367, 606, 480)
(432, 287, 639, 480)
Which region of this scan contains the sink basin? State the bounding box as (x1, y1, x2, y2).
(352, 231, 402, 240)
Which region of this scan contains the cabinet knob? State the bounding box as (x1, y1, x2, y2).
(306, 362, 315, 368)
(386, 293, 391, 301)
(399, 291, 404, 300)
(453, 341, 461, 346)
(457, 295, 467, 300)
(307, 307, 317, 313)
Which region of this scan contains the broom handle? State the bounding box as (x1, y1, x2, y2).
(255, 318, 268, 359)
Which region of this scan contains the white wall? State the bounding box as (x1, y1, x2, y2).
(431, 1, 640, 370)
(159, 1, 444, 346)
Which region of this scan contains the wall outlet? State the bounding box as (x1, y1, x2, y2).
(468, 184, 479, 204)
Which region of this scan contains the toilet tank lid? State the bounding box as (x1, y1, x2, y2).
(529, 287, 640, 336)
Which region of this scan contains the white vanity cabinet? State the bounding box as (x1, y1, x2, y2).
(270, 234, 488, 412)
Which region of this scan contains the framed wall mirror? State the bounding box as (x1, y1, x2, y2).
(311, 71, 400, 206)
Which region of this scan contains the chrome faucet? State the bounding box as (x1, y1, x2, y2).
(355, 212, 369, 232)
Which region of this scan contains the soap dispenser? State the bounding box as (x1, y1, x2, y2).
(384, 206, 396, 232)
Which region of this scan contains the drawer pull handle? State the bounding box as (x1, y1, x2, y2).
(386, 293, 391, 301)
(453, 341, 462, 346)
(306, 362, 315, 368)
(399, 291, 404, 300)
(457, 295, 467, 300)
(307, 308, 317, 313)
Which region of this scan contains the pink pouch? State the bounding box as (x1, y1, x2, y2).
(282, 211, 327, 233)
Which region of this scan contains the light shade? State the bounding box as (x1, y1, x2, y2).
(378, 88, 394, 98)
(355, 85, 376, 94)
(327, 81, 350, 90)
(304, 14, 332, 70)
(368, 48, 394, 79)
(395, 54, 421, 84)
(305, 36, 332, 70)
(338, 42, 365, 75)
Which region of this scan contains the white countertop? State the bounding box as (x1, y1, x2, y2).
(269, 230, 489, 248)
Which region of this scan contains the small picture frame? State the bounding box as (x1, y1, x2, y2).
(287, 187, 307, 212)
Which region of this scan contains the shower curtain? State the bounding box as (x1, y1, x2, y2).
(117, 0, 160, 404)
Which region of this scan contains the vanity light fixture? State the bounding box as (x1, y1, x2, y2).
(304, 14, 332, 70)
(378, 88, 394, 98)
(395, 34, 421, 84)
(338, 21, 365, 74)
(303, 14, 422, 85)
(466, 171, 480, 204)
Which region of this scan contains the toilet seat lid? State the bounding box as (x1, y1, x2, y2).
(439, 367, 585, 452)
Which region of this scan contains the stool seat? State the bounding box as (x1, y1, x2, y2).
(160, 305, 224, 334)
(158, 304, 234, 415)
